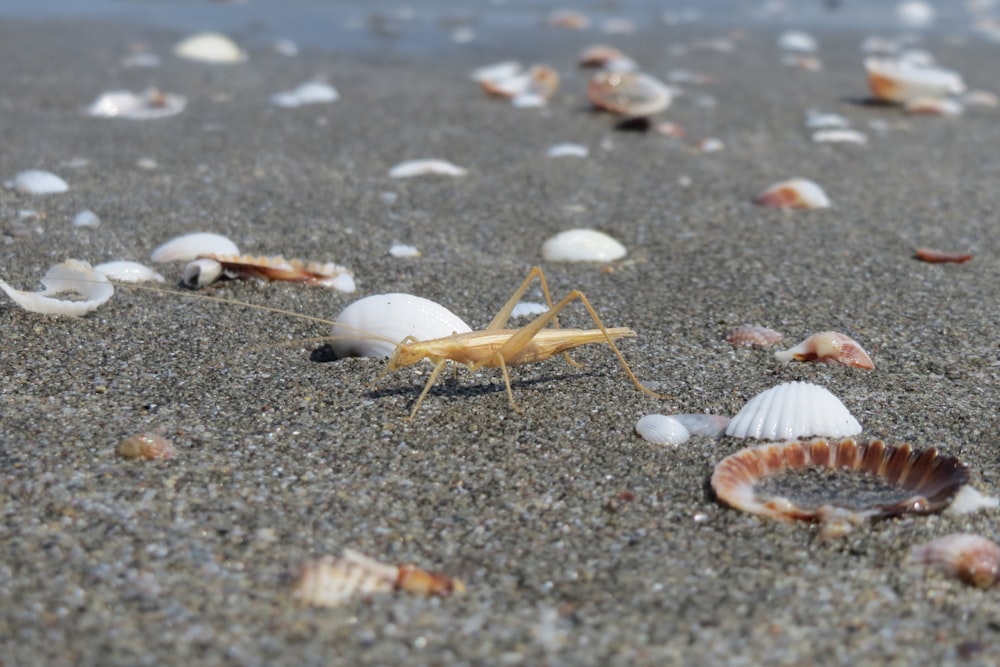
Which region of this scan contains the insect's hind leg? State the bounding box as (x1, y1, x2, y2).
(406, 359, 449, 420)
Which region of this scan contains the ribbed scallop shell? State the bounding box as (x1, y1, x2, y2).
(635, 415, 690, 445)
(711, 438, 969, 526)
(911, 534, 1000, 589)
(726, 324, 784, 348)
(330, 293, 473, 359)
(725, 381, 861, 440)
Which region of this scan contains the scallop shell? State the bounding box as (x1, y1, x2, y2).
(0, 260, 113, 316)
(725, 381, 861, 440)
(541, 229, 627, 262)
(8, 170, 69, 195)
(85, 89, 187, 119)
(635, 415, 691, 446)
(174, 32, 247, 64)
(118, 433, 176, 460)
(151, 233, 240, 263)
(774, 331, 874, 370)
(329, 293, 472, 359)
(588, 71, 672, 117)
(183, 254, 355, 291)
(911, 534, 1000, 589)
(726, 324, 784, 348)
(865, 57, 964, 103)
(94, 261, 166, 284)
(754, 178, 830, 209)
(711, 438, 969, 529)
(388, 159, 468, 179)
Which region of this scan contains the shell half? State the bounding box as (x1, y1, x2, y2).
(184, 254, 356, 291)
(151, 233, 240, 263)
(774, 331, 874, 370)
(910, 534, 1000, 589)
(541, 229, 627, 262)
(635, 415, 691, 445)
(725, 381, 862, 441)
(588, 71, 672, 117)
(0, 260, 113, 316)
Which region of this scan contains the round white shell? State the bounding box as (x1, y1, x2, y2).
(8, 170, 69, 194)
(636, 414, 690, 445)
(174, 32, 247, 64)
(725, 381, 862, 441)
(541, 229, 627, 262)
(330, 293, 473, 359)
(94, 261, 166, 283)
(150, 233, 240, 263)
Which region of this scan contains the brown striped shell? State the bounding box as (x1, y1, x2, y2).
(711, 439, 969, 533)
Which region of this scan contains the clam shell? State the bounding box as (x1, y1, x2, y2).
(754, 178, 830, 209)
(588, 71, 672, 117)
(725, 381, 861, 440)
(711, 438, 969, 528)
(541, 229, 626, 262)
(151, 233, 240, 263)
(174, 32, 247, 64)
(94, 261, 166, 284)
(0, 260, 113, 316)
(330, 293, 472, 359)
(911, 534, 1000, 589)
(118, 433, 175, 460)
(635, 415, 691, 446)
(8, 170, 69, 195)
(865, 57, 964, 103)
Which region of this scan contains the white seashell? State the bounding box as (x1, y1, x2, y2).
(330, 293, 472, 359)
(962, 90, 999, 107)
(8, 170, 69, 194)
(812, 129, 868, 144)
(588, 71, 672, 117)
(94, 261, 166, 283)
(778, 30, 818, 53)
(150, 233, 240, 263)
(388, 159, 468, 179)
(388, 243, 421, 258)
(510, 301, 549, 319)
(903, 97, 963, 116)
(577, 45, 636, 71)
(174, 32, 247, 64)
(754, 178, 830, 209)
(725, 381, 862, 440)
(470, 61, 522, 82)
(636, 415, 690, 445)
(671, 413, 730, 437)
(911, 534, 1000, 589)
(72, 209, 101, 228)
(896, 0, 935, 28)
(774, 331, 874, 369)
(865, 57, 965, 103)
(698, 138, 725, 153)
(805, 110, 850, 129)
(182, 259, 224, 289)
(270, 81, 339, 108)
(541, 229, 627, 262)
(0, 260, 113, 316)
(546, 143, 589, 158)
(85, 89, 186, 119)
(944, 486, 1000, 516)
(479, 64, 559, 106)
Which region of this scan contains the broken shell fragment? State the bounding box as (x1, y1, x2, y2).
(151, 232, 240, 263)
(270, 81, 339, 108)
(174, 32, 247, 64)
(588, 71, 672, 117)
(541, 229, 626, 262)
(812, 129, 868, 144)
(118, 433, 176, 460)
(85, 89, 187, 119)
(329, 293, 472, 359)
(578, 44, 636, 71)
(293, 549, 464, 607)
(181, 258, 224, 288)
(754, 178, 830, 209)
(479, 64, 559, 107)
(636, 414, 691, 445)
(915, 247, 973, 264)
(903, 97, 963, 116)
(712, 438, 969, 532)
(945, 485, 1000, 515)
(0, 260, 114, 316)
(726, 324, 784, 348)
(774, 331, 874, 370)
(726, 381, 862, 441)
(388, 159, 468, 178)
(8, 170, 69, 195)
(911, 534, 1000, 589)
(546, 143, 589, 158)
(94, 261, 166, 283)
(865, 57, 965, 103)
(778, 30, 818, 53)
(183, 254, 356, 291)
(72, 210, 101, 228)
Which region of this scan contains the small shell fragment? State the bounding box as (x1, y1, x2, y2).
(546, 9, 590, 30)
(546, 143, 589, 158)
(865, 57, 965, 103)
(778, 30, 818, 53)
(774, 331, 874, 370)
(8, 170, 69, 195)
(805, 110, 850, 129)
(151, 233, 240, 263)
(915, 247, 973, 264)
(812, 129, 868, 144)
(945, 485, 1000, 516)
(72, 210, 101, 228)
(754, 178, 830, 209)
(388, 159, 468, 179)
(94, 261, 166, 284)
(911, 534, 1000, 589)
(479, 64, 559, 107)
(541, 229, 626, 262)
(270, 81, 339, 108)
(174, 32, 247, 64)
(903, 97, 963, 116)
(578, 45, 636, 71)
(183, 254, 356, 291)
(510, 301, 549, 319)
(85, 89, 187, 119)
(726, 381, 862, 441)
(636, 414, 691, 446)
(293, 549, 464, 607)
(0, 260, 114, 316)
(726, 324, 784, 348)
(182, 258, 223, 288)
(118, 433, 176, 460)
(388, 243, 421, 258)
(588, 71, 672, 117)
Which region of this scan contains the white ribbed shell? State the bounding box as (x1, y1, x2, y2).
(725, 381, 862, 440)
(635, 414, 690, 445)
(330, 293, 472, 359)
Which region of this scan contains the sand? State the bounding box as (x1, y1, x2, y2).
(1, 5, 1000, 666)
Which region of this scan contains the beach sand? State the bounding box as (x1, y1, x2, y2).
(1, 6, 1000, 666)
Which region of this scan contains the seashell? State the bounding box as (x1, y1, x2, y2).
(636, 414, 691, 445)
(697, 138, 725, 153)
(778, 30, 818, 53)
(781, 54, 823, 72)
(944, 485, 1000, 515)
(541, 229, 627, 262)
(510, 301, 549, 319)
(270, 81, 339, 108)
(293, 549, 464, 607)
(726, 324, 784, 348)
(173, 32, 247, 64)
(329, 293, 472, 359)
(8, 170, 69, 195)
(726, 381, 862, 440)
(72, 210, 101, 228)
(711, 438, 969, 531)
(183, 254, 356, 291)
(812, 129, 868, 144)
(182, 258, 223, 288)
(896, 0, 935, 28)
(962, 90, 999, 107)
(151, 232, 240, 263)
(545, 9, 590, 30)
(469, 61, 522, 83)
(672, 414, 730, 438)
(911, 534, 1000, 589)
(865, 57, 965, 103)
(388, 159, 468, 179)
(94, 261, 166, 284)
(588, 71, 672, 117)
(903, 97, 963, 116)
(774, 332, 874, 370)
(85, 89, 186, 119)
(805, 110, 850, 129)
(546, 143, 589, 158)
(118, 433, 175, 460)
(388, 243, 421, 258)
(754, 178, 830, 209)
(578, 45, 636, 71)
(0, 260, 114, 316)
(914, 247, 973, 264)
(479, 64, 559, 106)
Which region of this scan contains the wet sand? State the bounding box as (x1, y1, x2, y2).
(2, 8, 1000, 666)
